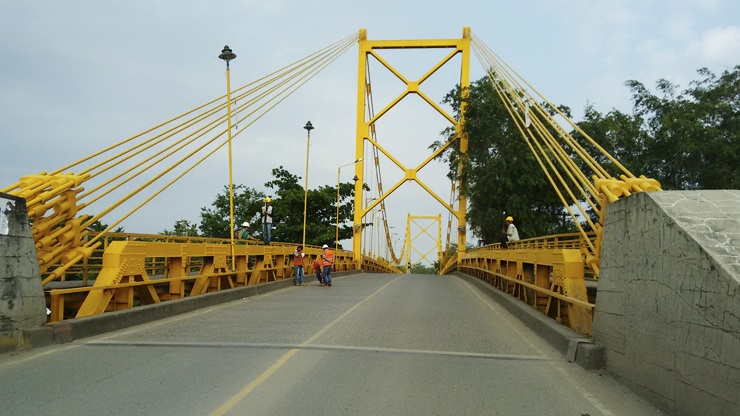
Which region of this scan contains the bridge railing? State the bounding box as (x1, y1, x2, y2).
(45, 233, 399, 322)
(46, 232, 231, 285)
(441, 232, 596, 336)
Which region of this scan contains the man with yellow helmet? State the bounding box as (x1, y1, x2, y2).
(261, 196, 273, 245)
(500, 215, 520, 248)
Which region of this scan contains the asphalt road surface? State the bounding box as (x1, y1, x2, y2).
(0, 273, 663, 415)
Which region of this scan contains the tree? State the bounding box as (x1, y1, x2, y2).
(197, 167, 364, 246)
(161, 220, 199, 236)
(264, 166, 365, 246)
(199, 184, 265, 238)
(410, 263, 436, 274)
(576, 66, 740, 190)
(87, 220, 124, 233)
(432, 77, 575, 244)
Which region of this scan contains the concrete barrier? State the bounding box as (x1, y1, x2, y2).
(2, 269, 361, 355)
(455, 272, 605, 370)
(0, 193, 46, 352)
(593, 190, 740, 416)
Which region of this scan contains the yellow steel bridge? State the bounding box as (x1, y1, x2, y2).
(1, 28, 662, 337)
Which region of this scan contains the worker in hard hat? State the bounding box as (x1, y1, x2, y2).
(261, 196, 273, 245)
(235, 222, 258, 242)
(293, 245, 307, 286)
(500, 215, 520, 248)
(321, 244, 335, 287)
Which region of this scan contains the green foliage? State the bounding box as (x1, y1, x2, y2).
(410, 263, 437, 274)
(198, 184, 265, 238)
(87, 220, 124, 233)
(432, 78, 574, 243)
(161, 220, 199, 236)
(435, 66, 739, 241)
(192, 166, 365, 246)
(265, 166, 366, 246)
(576, 66, 740, 190)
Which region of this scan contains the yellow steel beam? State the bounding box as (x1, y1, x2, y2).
(404, 214, 443, 272)
(353, 29, 471, 263)
(453, 246, 592, 335)
(457, 27, 471, 260)
(48, 236, 364, 321)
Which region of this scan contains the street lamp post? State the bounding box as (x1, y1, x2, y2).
(219, 45, 237, 270)
(302, 121, 313, 248)
(336, 158, 363, 254)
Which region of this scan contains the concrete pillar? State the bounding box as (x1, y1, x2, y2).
(593, 190, 740, 416)
(0, 193, 46, 338)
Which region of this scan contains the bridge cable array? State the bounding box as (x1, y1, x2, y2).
(468, 30, 661, 275)
(2, 31, 362, 284)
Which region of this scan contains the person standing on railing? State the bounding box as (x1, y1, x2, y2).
(499, 216, 520, 248)
(293, 245, 306, 286)
(261, 197, 273, 245)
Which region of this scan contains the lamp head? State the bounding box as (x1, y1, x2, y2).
(219, 45, 236, 62)
(304, 121, 314, 132)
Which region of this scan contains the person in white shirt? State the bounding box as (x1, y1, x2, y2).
(261, 197, 273, 245)
(499, 215, 519, 248)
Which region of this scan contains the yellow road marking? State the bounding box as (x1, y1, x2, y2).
(210, 276, 402, 416)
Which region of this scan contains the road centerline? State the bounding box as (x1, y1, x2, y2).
(209, 275, 404, 416)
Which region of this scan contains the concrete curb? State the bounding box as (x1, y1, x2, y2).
(453, 272, 605, 370)
(3, 270, 362, 355)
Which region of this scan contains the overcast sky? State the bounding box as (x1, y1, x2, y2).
(1, 1, 738, 264)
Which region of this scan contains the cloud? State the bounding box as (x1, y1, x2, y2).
(690, 25, 740, 63)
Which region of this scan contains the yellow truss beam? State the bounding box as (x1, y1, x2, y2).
(353, 28, 471, 264)
(404, 214, 443, 273)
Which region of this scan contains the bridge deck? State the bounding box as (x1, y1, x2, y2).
(0, 273, 660, 415)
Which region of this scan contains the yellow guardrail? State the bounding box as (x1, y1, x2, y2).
(45, 233, 399, 322)
(441, 233, 595, 336)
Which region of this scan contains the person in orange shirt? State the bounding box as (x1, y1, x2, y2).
(321, 244, 334, 287)
(312, 257, 324, 286)
(293, 245, 306, 286)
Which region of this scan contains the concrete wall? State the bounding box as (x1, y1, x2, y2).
(0, 193, 46, 343)
(593, 190, 740, 416)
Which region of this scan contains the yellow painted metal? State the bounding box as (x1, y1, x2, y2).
(48, 234, 374, 321)
(404, 214, 443, 272)
(353, 28, 471, 264)
(336, 159, 362, 254)
(449, 242, 594, 335)
(457, 27, 471, 261)
(225, 60, 237, 271)
(468, 31, 661, 276)
(302, 127, 312, 248)
(2, 28, 662, 334)
(3, 31, 362, 288)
